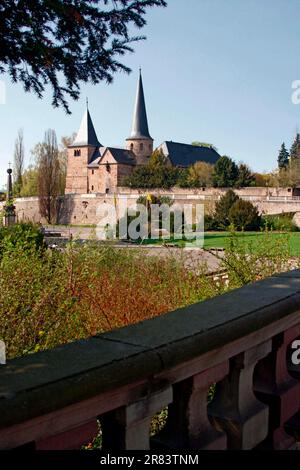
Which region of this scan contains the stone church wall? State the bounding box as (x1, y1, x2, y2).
(1, 186, 300, 227)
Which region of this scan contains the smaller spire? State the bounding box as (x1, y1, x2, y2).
(73, 106, 101, 147)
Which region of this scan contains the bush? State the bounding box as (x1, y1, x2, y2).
(214, 189, 239, 229)
(204, 215, 219, 231)
(122, 164, 179, 189)
(0, 243, 223, 359)
(0, 222, 44, 257)
(0, 231, 293, 361)
(116, 196, 185, 240)
(228, 199, 261, 231)
(262, 214, 298, 232)
(221, 230, 291, 287)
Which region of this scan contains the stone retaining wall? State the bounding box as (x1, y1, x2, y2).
(1, 187, 300, 226)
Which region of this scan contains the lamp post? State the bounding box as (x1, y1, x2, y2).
(3, 164, 16, 226)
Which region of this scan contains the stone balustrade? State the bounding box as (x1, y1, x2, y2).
(0, 270, 300, 450)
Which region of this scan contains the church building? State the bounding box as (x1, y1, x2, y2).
(65, 71, 220, 194)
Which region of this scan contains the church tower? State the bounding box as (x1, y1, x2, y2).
(125, 70, 153, 165)
(65, 106, 102, 194)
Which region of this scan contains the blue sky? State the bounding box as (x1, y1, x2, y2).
(1, 0, 300, 188)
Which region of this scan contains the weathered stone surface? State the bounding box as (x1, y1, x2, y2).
(35, 420, 98, 450)
(3, 186, 300, 226)
(0, 270, 300, 449)
(102, 273, 300, 369)
(254, 326, 300, 449)
(102, 387, 172, 450)
(156, 362, 229, 450)
(208, 341, 271, 449)
(0, 337, 163, 429)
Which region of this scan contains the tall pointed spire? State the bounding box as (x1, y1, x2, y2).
(128, 69, 152, 140)
(73, 106, 101, 147)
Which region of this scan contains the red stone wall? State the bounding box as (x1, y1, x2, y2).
(65, 146, 96, 194)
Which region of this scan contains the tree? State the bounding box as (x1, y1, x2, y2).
(13, 129, 25, 196)
(228, 199, 261, 231)
(236, 163, 254, 187)
(123, 149, 179, 189)
(279, 158, 300, 188)
(192, 141, 218, 152)
(252, 172, 274, 187)
(213, 156, 239, 187)
(290, 133, 300, 162)
(214, 189, 239, 228)
(123, 165, 152, 188)
(148, 149, 170, 169)
(185, 161, 214, 187)
(277, 143, 289, 170)
(58, 134, 76, 194)
(35, 130, 61, 223)
(20, 166, 38, 197)
(0, 1, 166, 113)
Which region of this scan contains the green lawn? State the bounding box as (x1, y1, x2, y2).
(203, 232, 300, 255)
(137, 231, 300, 255)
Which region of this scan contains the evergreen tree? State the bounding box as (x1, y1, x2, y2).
(213, 156, 239, 187)
(277, 143, 289, 169)
(228, 199, 261, 231)
(290, 134, 300, 161)
(0, 1, 166, 112)
(236, 163, 254, 187)
(214, 189, 239, 228)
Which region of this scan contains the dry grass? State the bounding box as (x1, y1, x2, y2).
(0, 242, 223, 359)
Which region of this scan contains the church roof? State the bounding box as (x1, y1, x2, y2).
(127, 70, 153, 141)
(87, 147, 106, 167)
(71, 108, 101, 147)
(158, 141, 221, 167)
(103, 147, 136, 165)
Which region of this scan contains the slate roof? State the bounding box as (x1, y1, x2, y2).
(127, 70, 152, 140)
(71, 109, 101, 147)
(101, 147, 136, 165)
(87, 147, 106, 167)
(158, 141, 221, 167)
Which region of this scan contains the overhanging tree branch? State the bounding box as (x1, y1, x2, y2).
(0, 0, 167, 112)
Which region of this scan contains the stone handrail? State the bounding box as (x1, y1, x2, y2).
(0, 270, 300, 450)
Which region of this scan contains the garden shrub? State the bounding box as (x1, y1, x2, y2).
(0, 222, 44, 257)
(228, 199, 261, 231)
(214, 190, 239, 229)
(262, 213, 298, 232)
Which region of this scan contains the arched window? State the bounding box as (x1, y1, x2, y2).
(92, 169, 94, 175)
(91, 185, 94, 191)
(106, 162, 111, 173)
(140, 143, 144, 151)
(74, 149, 81, 157)
(130, 143, 134, 151)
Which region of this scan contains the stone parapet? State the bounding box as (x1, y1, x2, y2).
(0, 270, 300, 449)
